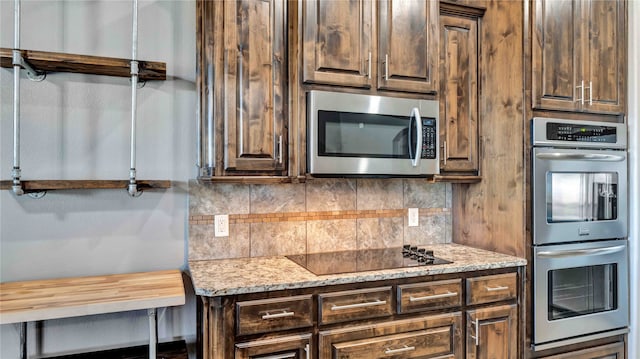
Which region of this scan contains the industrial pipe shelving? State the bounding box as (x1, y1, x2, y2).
(1, 0, 170, 197)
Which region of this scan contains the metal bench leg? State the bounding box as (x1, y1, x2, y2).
(148, 308, 157, 359)
(20, 322, 27, 359)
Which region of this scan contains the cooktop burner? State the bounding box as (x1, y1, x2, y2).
(286, 245, 452, 276)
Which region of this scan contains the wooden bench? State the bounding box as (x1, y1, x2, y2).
(0, 270, 186, 359)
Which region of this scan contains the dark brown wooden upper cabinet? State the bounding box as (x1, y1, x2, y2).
(378, 0, 439, 93)
(302, 0, 439, 94)
(302, 0, 373, 88)
(439, 10, 481, 174)
(532, 0, 626, 115)
(197, 0, 288, 176)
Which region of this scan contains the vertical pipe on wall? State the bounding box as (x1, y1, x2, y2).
(12, 0, 24, 195)
(128, 0, 139, 196)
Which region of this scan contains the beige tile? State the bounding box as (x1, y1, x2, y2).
(250, 183, 306, 213)
(403, 180, 446, 208)
(357, 217, 404, 249)
(307, 219, 357, 253)
(189, 223, 250, 260)
(403, 214, 447, 246)
(250, 222, 306, 256)
(189, 180, 250, 215)
(306, 178, 356, 212)
(356, 179, 403, 210)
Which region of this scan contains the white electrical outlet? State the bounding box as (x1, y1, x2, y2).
(408, 208, 419, 227)
(214, 214, 229, 237)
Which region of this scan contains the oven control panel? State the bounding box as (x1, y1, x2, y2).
(532, 117, 627, 149)
(546, 122, 617, 143)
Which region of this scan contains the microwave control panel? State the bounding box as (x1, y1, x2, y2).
(422, 119, 437, 159)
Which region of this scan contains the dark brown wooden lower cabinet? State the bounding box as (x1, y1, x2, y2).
(235, 333, 312, 359)
(466, 304, 517, 359)
(319, 313, 463, 359)
(537, 342, 625, 359)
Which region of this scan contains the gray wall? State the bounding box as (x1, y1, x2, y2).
(0, 1, 196, 357)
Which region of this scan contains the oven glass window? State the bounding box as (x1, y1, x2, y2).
(318, 110, 414, 158)
(546, 172, 618, 222)
(547, 264, 617, 321)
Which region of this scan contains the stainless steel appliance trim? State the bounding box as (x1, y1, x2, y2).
(532, 117, 627, 149)
(532, 328, 629, 352)
(307, 90, 439, 175)
(411, 107, 422, 167)
(532, 147, 628, 245)
(533, 240, 629, 346)
(537, 245, 626, 258)
(535, 153, 626, 161)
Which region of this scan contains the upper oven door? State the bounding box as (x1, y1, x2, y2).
(533, 240, 629, 348)
(307, 91, 439, 175)
(532, 147, 628, 245)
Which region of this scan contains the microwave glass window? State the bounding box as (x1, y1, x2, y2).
(546, 172, 618, 223)
(547, 264, 617, 321)
(318, 110, 417, 158)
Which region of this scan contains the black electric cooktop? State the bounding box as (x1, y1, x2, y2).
(286, 245, 452, 276)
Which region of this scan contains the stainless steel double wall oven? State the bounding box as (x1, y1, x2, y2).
(531, 117, 629, 351)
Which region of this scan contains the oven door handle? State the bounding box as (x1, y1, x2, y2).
(537, 245, 626, 258)
(409, 107, 422, 167)
(535, 153, 626, 162)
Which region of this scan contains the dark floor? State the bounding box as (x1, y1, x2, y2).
(46, 340, 188, 359)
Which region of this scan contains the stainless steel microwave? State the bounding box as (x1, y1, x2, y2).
(307, 91, 439, 176)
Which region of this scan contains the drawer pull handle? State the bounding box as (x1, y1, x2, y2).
(331, 299, 387, 311)
(258, 353, 296, 359)
(409, 291, 458, 302)
(384, 345, 415, 355)
(485, 285, 509, 292)
(261, 310, 295, 320)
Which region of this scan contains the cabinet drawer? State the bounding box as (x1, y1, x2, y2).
(466, 273, 517, 305)
(333, 327, 454, 358)
(398, 279, 462, 313)
(318, 313, 463, 358)
(236, 295, 313, 336)
(318, 287, 393, 325)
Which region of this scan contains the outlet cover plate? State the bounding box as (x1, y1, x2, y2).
(408, 208, 419, 227)
(214, 214, 229, 237)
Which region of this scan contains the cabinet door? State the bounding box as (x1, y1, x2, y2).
(235, 333, 312, 359)
(466, 304, 517, 359)
(582, 0, 626, 114)
(531, 0, 582, 112)
(223, 0, 287, 173)
(302, 0, 373, 87)
(538, 341, 625, 359)
(439, 14, 478, 173)
(377, 0, 438, 93)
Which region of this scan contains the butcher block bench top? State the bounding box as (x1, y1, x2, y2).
(0, 270, 185, 325)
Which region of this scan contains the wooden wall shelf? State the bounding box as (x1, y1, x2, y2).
(0, 48, 166, 81)
(0, 180, 171, 193)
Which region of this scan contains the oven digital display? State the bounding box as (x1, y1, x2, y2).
(546, 122, 617, 143)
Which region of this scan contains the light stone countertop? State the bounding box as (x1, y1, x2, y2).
(188, 243, 527, 297)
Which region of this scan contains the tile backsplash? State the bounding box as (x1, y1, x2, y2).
(189, 178, 452, 261)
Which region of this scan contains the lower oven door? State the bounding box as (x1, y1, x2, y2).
(533, 240, 629, 349)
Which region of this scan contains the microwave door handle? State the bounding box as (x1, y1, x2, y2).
(411, 107, 422, 167)
(537, 245, 626, 258)
(535, 153, 626, 162)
